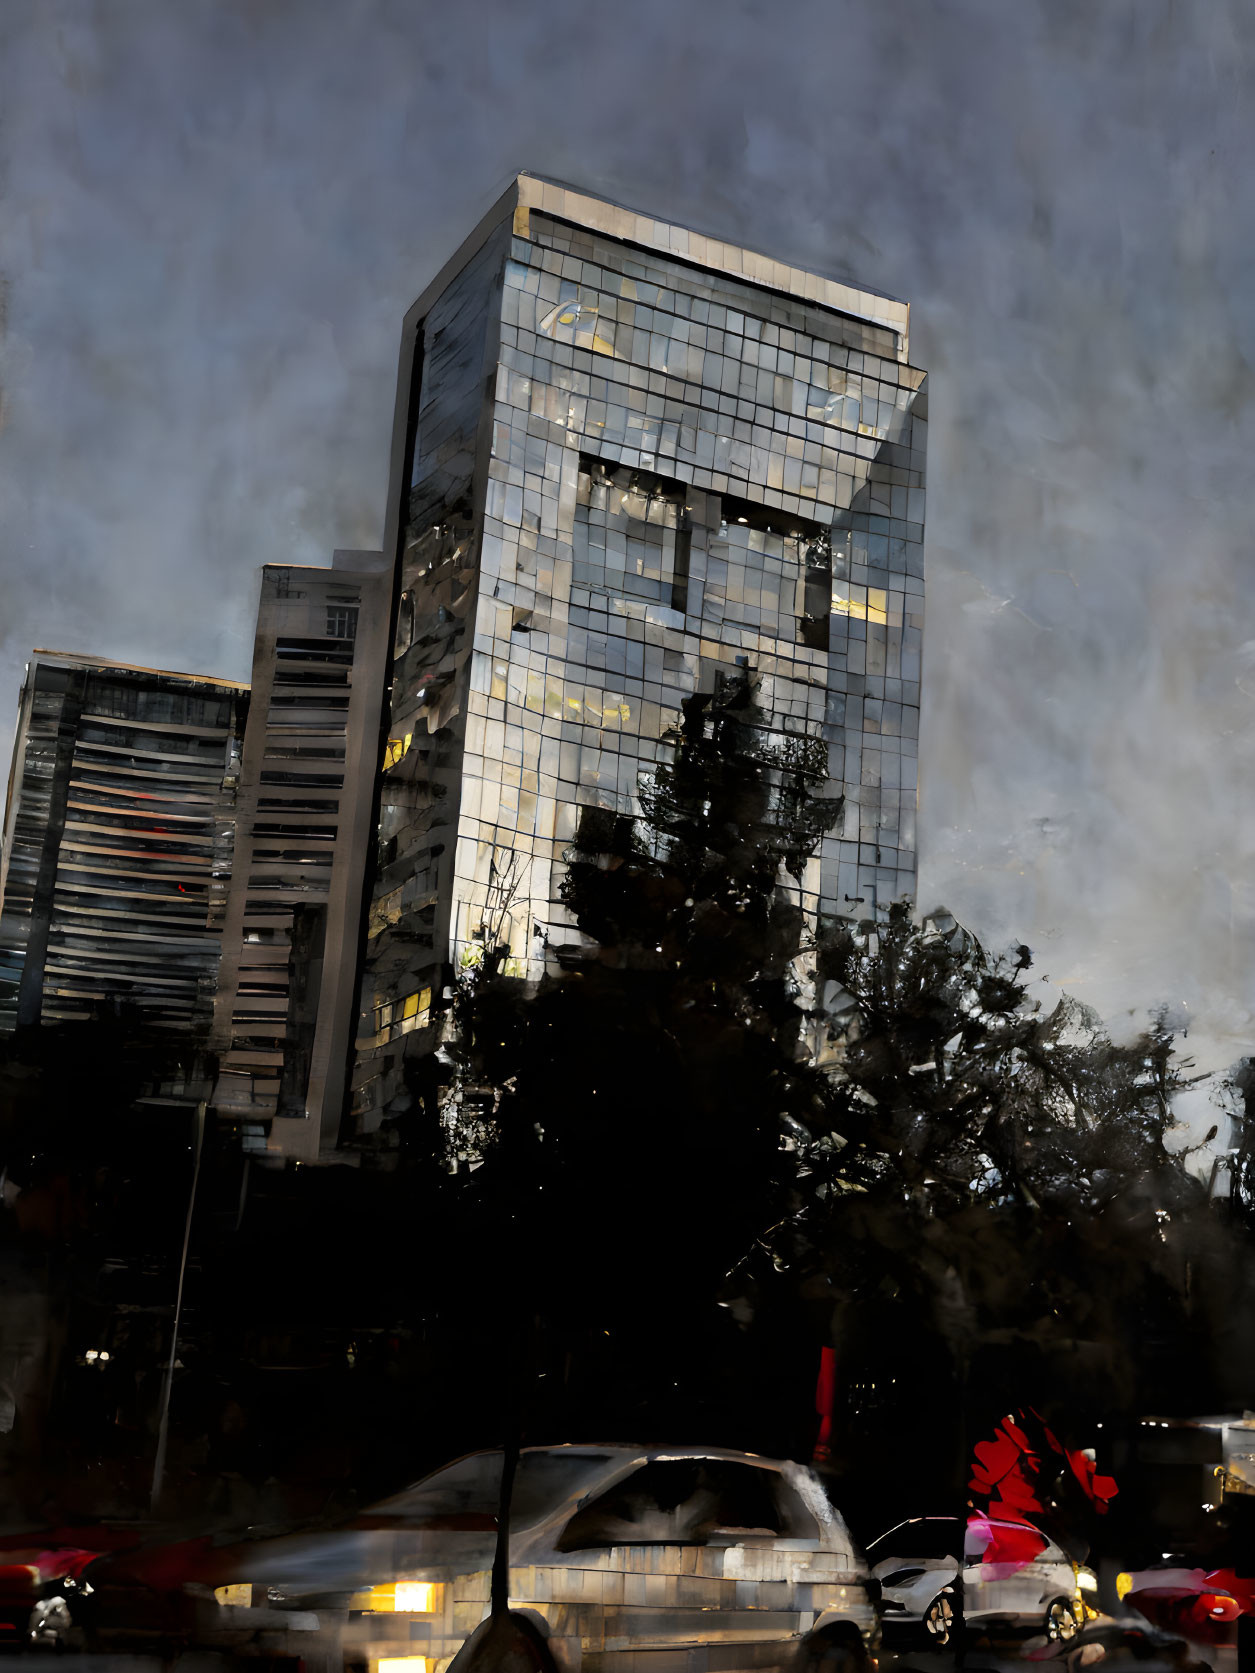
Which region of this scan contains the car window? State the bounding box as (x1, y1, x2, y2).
(377, 1451, 615, 1530)
(868, 1519, 960, 1561)
(557, 1460, 800, 1550)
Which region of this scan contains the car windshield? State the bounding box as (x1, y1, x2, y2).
(375, 1451, 617, 1530)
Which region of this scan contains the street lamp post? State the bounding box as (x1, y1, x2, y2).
(149, 1101, 206, 1513)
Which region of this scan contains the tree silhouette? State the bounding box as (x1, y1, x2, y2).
(745, 905, 1248, 1535)
(411, 668, 1250, 1558)
(425, 670, 841, 1446)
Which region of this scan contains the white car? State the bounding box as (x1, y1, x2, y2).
(865, 1515, 1091, 1646)
(216, 1444, 879, 1673)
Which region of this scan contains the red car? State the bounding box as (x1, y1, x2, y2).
(1122, 1566, 1255, 1645)
(0, 1547, 99, 1647)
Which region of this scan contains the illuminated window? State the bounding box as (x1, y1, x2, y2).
(383, 733, 412, 771)
(392, 1582, 433, 1612)
(372, 987, 431, 1040)
(354, 1582, 438, 1614)
(399, 988, 432, 1033)
(832, 588, 887, 626)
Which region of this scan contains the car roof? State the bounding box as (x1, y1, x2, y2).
(389, 1444, 802, 1502)
(874, 1516, 960, 1530)
(508, 1445, 786, 1472)
(450, 1443, 792, 1467)
(870, 1514, 1052, 1542)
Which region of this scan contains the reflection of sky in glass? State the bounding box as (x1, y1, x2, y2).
(574, 463, 685, 605)
(538, 299, 618, 357)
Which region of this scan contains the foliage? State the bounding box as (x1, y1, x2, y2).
(743, 904, 1248, 1509)
(422, 671, 842, 1440)
(805, 905, 1195, 1213)
(423, 668, 1248, 1476)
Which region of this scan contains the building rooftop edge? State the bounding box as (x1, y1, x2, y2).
(515, 171, 912, 360)
(261, 563, 379, 575)
(30, 649, 249, 691)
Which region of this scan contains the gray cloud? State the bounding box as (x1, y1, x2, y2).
(2, 0, 1254, 1069)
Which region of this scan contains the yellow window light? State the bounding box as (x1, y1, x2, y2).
(377, 1660, 429, 1673)
(393, 1582, 436, 1612)
(397, 988, 432, 1034)
(1116, 1573, 1133, 1599)
(832, 594, 888, 626)
(214, 1583, 253, 1608)
(384, 734, 413, 771)
(359, 1581, 438, 1613)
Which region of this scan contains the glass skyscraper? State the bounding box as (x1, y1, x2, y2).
(352, 175, 927, 1144)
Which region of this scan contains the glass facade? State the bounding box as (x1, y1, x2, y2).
(353, 178, 927, 1140)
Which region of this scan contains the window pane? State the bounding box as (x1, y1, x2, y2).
(326, 606, 359, 640)
(574, 458, 690, 608)
(377, 1450, 615, 1531)
(708, 496, 831, 649)
(558, 1459, 792, 1550)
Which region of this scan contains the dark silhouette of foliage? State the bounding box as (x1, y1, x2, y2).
(736, 905, 1249, 1533)
(1223, 1055, 1255, 1220)
(426, 669, 1250, 1489)
(426, 671, 842, 1443)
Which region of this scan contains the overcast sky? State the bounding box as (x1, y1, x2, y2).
(3, 0, 1254, 1080)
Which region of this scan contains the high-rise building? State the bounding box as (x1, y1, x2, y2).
(350, 175, 927, 1145)
(0, 651, 246, 1036)
(210, 552, 390, 1161)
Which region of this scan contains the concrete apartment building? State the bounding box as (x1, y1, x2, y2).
(351, 174, 928, 1145)
(0, 651, 246, 1037)
(209, 552, 390, 1161)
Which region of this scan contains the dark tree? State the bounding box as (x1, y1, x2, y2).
(380, 668, 1247, 1571)
(428, 670, 843, 1450)
(747, 904, 1248, 1543)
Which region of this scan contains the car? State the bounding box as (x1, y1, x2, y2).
(865, 1515, 1092, 1647)
(81, 1444, 880, 1671)
(1119, 1564, 1255, 1646)
(0, 1547, 99, 1648)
